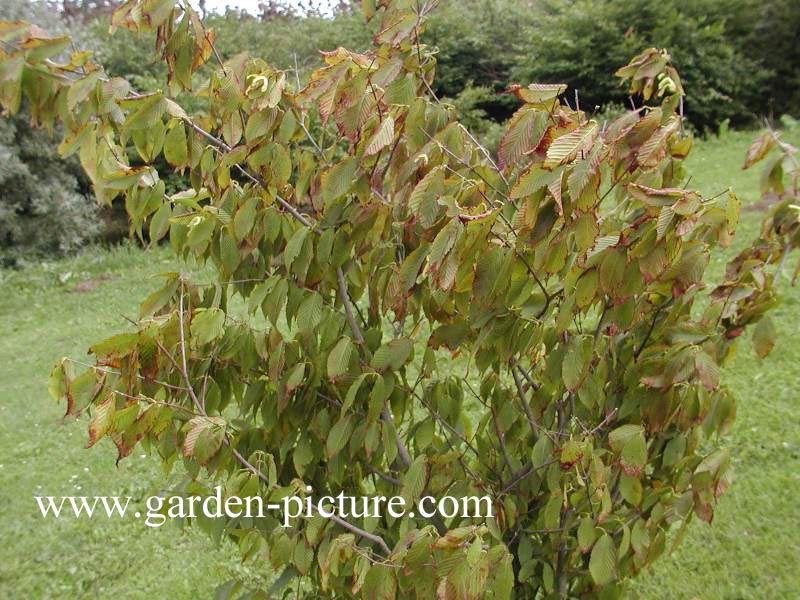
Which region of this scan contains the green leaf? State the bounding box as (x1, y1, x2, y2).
(234, 196, 258, 241)
(122, 92, 166, 131)
(149, 203, 172, 243)
(578, 516, 597, 553)
(296, 292, 323, 334)
(510, 165, 560, 199)
(401, 455, 427, 503)
(531, 435, 553, 470)
(67, 71, 101, 110)
(191, 308, 226, 345)
(361, 564, 396, 600)
(326, 415, 353, 459)
(322, 157, 358, 203)
(599, 249, 626, 295)
(48, 359, 69, 403)
(562, 335, 592, 391)
(87, 396, 115, 448)
(327, 337, 355, 380)
(285, 363, 306, 394)
(164, 121, 188, 167)
(575, 269, 598, 308)
(342, 372, 371, 414)
(589, 533, 618, 585)
(399, 244, 430, 292)
(139, 276, 178, 318)
(608, 424, 643, 453)
(284, 227, 310, 269)
(512, 83, 566, 104)
(89, 333, 139, 358)
(370, 338, 413, 372)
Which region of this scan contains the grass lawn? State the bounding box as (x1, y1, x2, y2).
(0, 128, 798, 598)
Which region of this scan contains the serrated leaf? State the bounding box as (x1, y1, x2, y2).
(510, 165, 560, 199)
(656, 206, 674, 240)
(183, 416, 226, 464)
(562, 335, 592, 391)
(401, 455, 427, 503)
(743, 132, 776, 169)
(608, 424, 643, 453)
(322, 157, 358, 203)
(399, 244, 430, 292)
(191, 308, 225, 345)
(284, 227, 309, 268)
(87, 395, 115, 448)
(575, 269, 598, 308)
(327, 337, 355, 380)
(531, 435, 553, 470)
(694, 351, 720, 390)
(296, 292, 323, 333)
(620, 431, 647, 477)
(361, 564, 396, 600)
(511, 82, 566, 104)
(164, 121, 188, 167)
(326, 414, 353, 459)
(285, 363, 306, 393)
(67, 71, 101, 110)
(498, 107, 547, 169)
(544, 122, 598, 168)
(364, 115, 394, 156)
(578, 516, 597, 553)
(589, 533, 617, 585)
(371, 338, 413, 372)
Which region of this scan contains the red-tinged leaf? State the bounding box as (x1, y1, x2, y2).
(508, 82, 566, 105)
(544, 121, 598, 168)
(86, 395, 115, 448)
(752, 316, 776, 358)
(742, 132, 776, 169)
(498, 107, 548, 169)
(364, 115, 394, 156)
(183, 416, 226, 464)
(620, 431, 647, 477)
(695, 351, 720, 390)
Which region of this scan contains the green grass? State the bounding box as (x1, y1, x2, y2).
(0, 247, 268, 597)
(0, 128, 798, 598)
(631, 129, 800, 598)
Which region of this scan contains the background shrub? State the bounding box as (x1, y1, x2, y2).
(0, 113, 99, 264)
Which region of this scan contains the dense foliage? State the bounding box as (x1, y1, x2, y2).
(2, 0, 798, 597)
(2, 0, 798, 260)
(0, 0, 101, 262)
(0, 110, 99, 263)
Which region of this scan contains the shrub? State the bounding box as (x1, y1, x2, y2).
(0, 0, 102, 263)
(0, 112, 99, 263)
(3, 1, 797, 597)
